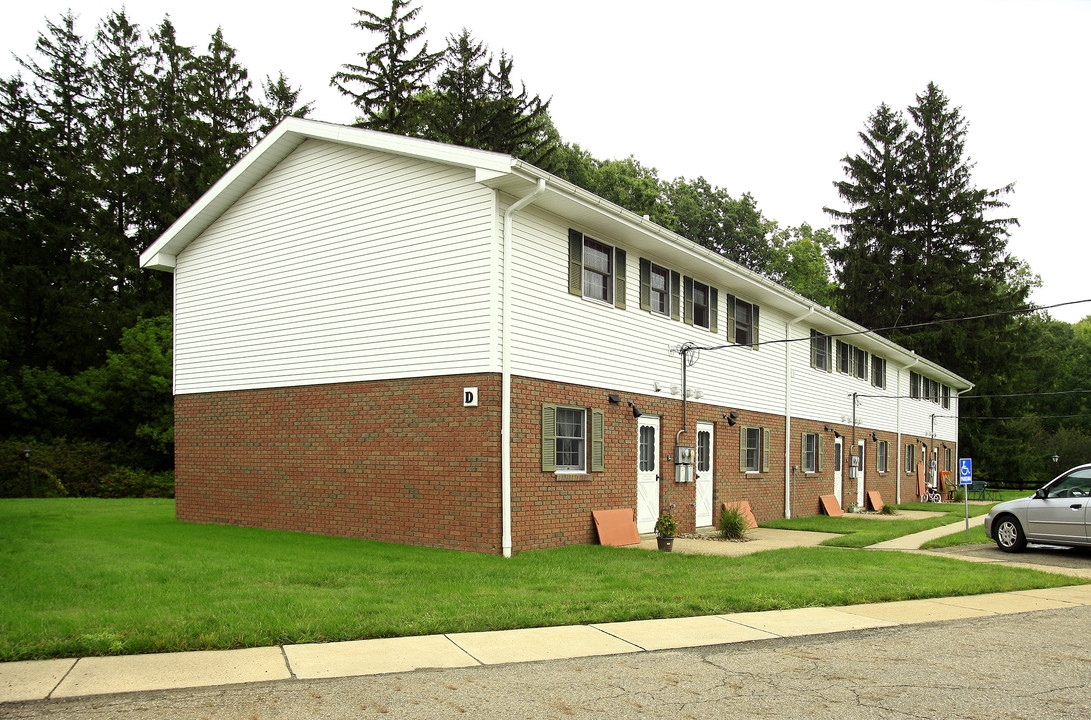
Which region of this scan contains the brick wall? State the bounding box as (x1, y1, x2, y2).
(174, 374, 502, 552)
(174, 372, 953, 554)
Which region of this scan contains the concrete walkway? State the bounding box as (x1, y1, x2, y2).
(866, 513, 987, 550)
(5, 581, 1091, 705)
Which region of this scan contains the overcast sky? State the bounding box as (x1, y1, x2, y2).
(3, 0, 1089, 322)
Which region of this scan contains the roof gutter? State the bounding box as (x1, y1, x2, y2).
(783, 305, 815, 518)
(501, 178, 546, 558)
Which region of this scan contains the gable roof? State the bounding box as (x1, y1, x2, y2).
(139, 117, 970, 390)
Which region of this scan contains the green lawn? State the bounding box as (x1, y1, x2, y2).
(762, 502, 993, 547)
(0, 498, 1080, 661)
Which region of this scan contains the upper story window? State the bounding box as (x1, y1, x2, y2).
(568, 229, 626, 310)
(942, 384, 951, 409)
(871, 356, 887, 389)
(727, 294, 759, 349)
(837, 340, 851, 375)
(811, 330, 832, 372)
(910, 371, 949, 406)
(583, 238, 613, 303)
(853, 347, 868, 381)
(692, 280, 711, 329)
(649, 263, 670, 315)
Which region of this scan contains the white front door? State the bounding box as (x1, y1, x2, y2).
(695, 422, 714, 527)
(856, 439, 866, 504)
(833, 436, 843, 505)
(636, 416, 660, 534)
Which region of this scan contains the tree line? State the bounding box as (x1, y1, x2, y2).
(1, 1, 1087, 496)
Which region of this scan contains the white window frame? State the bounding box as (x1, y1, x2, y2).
(877, 440, 888, 473)
(582, 237, 613, 304)
(812, 330, 832, 372)
(742, 426, 762, 473)
(734, 299, 754, 345)
(803, 433, 818, 473)
(692, 279, 711, 329)
(905, 443, 915, 474)
(555, 406, 587, 472)
(649, 262, 670, 316)
(871, 356, 886, 389)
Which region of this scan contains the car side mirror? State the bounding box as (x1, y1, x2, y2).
(1034, 488, 1046, 500)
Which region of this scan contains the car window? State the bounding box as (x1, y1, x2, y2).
(1047, 469, 1091, 498)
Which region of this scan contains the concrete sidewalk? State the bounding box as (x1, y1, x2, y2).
(867, 514, 987, 550)
(5, 582, 1091, 705)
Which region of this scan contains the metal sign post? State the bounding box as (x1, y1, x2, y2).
(959, 458, 972, 535)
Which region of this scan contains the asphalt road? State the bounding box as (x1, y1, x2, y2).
(5, 602, 1089, 720)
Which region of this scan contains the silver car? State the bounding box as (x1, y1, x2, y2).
(984, 463, 1091, 552)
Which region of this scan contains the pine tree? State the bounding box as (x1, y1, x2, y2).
(11, 12, 103, 370)
(331, 0, 441, 134)
(256, 71, 313, 136)
(825, 102, 909, 325)
(193, 28, 258, 188)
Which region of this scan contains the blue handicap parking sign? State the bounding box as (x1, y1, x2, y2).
(959, 458, 972, 485)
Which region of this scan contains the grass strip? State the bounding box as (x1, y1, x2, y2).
(0, 498, 1078, 661)
(762, 502, 993, 547)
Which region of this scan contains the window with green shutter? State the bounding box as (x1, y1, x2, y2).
(542, 404, 603, 473)
(726, 294, 759, 349)
(567, 229, 625, 309)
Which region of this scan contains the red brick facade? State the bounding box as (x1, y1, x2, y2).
(174, 374, 954, 553)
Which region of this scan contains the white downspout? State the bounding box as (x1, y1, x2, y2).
(784, 306, 815, 518)
(897, 352, 920, 504)
(501, 178, 546, 558)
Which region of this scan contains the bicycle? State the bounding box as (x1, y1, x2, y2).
(921, 487, 943, 503)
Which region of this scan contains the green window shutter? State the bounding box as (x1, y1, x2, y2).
(739, 427, 748, 473)
(810, 330, 817, 368)
(639, 258, 651, 311)
(762, 428, 771, 472)
(614, 248, 626, 309)
(827, 337, 833, 373)
(590, 409, 605, 471)
(567, 229, 583, 296)
(709, 287, 718, 334)
(683, 276, 694, 326)
(817, 435, 824, 472)
(670, 271, 681, 321)
(541, 404, 557, 472)
(752, 304, 760, 350)
(726, 294, 736, 342)
(800, 432, 807, 468)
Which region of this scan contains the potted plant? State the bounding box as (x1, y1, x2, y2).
(654, 512, 678, 552)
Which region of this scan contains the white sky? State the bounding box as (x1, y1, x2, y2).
(3, 0, 1089, 322)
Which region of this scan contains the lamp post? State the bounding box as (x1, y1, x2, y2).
(1052, 453, 1060, 464)
(22, 447, 32, 497)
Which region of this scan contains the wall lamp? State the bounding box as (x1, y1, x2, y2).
(627, 401, 642, 418)
(871, 432, 878, 442)
(608, 394, 621, 404)
(834, 431, 842, 439)
(722, 410, 738, 427)
(824, 425, 832, 432)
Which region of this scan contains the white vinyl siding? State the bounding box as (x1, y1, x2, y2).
(173, 140, 495, 394)
(509, 205, 787, 417)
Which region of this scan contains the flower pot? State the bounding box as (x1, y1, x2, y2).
(656, 537, 674, 552)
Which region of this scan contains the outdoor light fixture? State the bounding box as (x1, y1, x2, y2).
(824, 425, 832, 432)
(608, 394, 621, 404)
(1052, 453, 1060, 463)
(21, 447, 32, 498)
(834, 431, 841, 439)
(628, 401, 642, 418)
(722, 410, 738, 427)
(871, 432, 878, 442)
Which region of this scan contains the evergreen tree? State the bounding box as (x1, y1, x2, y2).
(257, 71, 313, 136)
(11, 12, 102, 371)
(192, 28, 258, 189)
(825, 83, 1035, 483)
(331, 0, 441, 134)
(825, 102, 908, 322)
